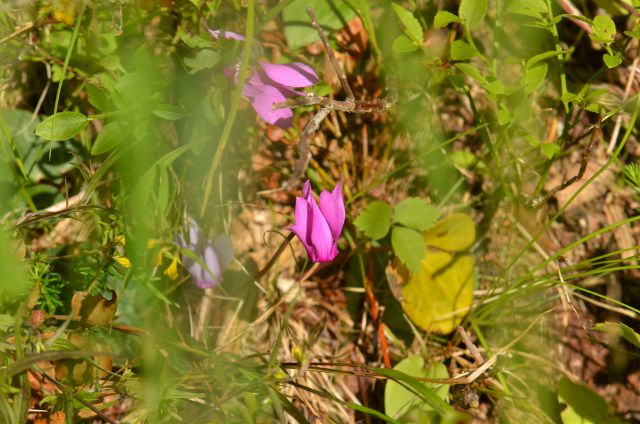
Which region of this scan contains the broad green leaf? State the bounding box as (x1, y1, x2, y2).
(450, 150, 479, 168)
(590, 15, 616, 44)
(377, 365, 453, 417)
(455, 63, 487, 85)
(483, 79, 505, 96)
(354, 201, 393, 240)
(459, 0, 487, 28)
(593, 322, 640, 349)
(392, 35, 419, 54)
(35, 111, 88, 141)
(282, 0, 355, 50)
(434, 11, 460, 28)
(558, 377, 608, 423)
(86, 84, 111, 112)
(183, 49, 221, 74)
(523, 63, 548, 92)
(402, 251, 474, 333)
(450, 40, 477, 61)
(91, 121, 126, 155)
(153, 104, 187, 121)
(0, 228, 30, 304)
(392, 3, 423, 44)
(391, 226, 425, 273)
(603, 52, 622, 68)
(384, 356, 450, 420)
(625, 29, 640, 38)
(497, 105, 512, 126)
(394, 198, 441, 231)
(423, 213, 475, 252)
(540, 143, 560, 159)
(507, 0, 547, 19)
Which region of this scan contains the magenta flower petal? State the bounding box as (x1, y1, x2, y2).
(209, 29, 245, 41)
(245, 83, 293, 128)
(318, 182, 345, 240)
(308, 198, 338, 262)
(260, 62, 319, 87)
(290, 197, 314, 258)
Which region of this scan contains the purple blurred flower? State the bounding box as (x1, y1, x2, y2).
(290, 180, 345, 263)
(242, 62, 319, 128)
(179, 218, 233, 289)
(208, 29, 245, 41)
(210, 29, 319, 128)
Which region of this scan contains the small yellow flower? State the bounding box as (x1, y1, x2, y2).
(114, 255, 131, 268)
(164, 255, 179, 280)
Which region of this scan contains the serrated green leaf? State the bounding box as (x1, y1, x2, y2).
(392, 35, 419, 54)
(35, 112, 89, 141)
(459, 0, 487, 28)
(394, 198, 440, 231)
(391, 226, 425, 273)
(384, 357, 450, 419)
(183, 49, 221, 74)
(450, 39, 477, 60)
(593, 322, 640, 349)
(433, 10, 460, 28)
(91, 122, 126, 155)
(354, 201, 393, 240)
(590, 15, 616, 44)
(603, 52, 622, 68)
(282, 0, 355, 50)
(392, 3, 423, 44)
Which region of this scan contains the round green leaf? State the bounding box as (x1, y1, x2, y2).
(459, 0, 487, 28)
(394, 198, 441, 231)
(354, 201, 392, 240)
(92, 122, 126, 155)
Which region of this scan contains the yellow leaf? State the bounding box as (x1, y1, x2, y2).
(423, 213, 475, 252)
(402, 252, 474, 333)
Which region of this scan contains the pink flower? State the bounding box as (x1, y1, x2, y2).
(210, 29, 319, 128)
(242, 62, 319, 128)
(290, 180, 345, 263)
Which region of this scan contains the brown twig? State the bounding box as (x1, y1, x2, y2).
(526, 115, 602, 208)
(457, 326, 483, 365)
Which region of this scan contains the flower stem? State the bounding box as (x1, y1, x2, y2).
(200, 0, 255, 217)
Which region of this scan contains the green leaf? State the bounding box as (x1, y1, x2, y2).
(540, 143, 560, 159)
(497, 105, 512, 126)
(526, 50, 566, 68)
(354, 201, 393, 240)
(394, 198, 440, 231)
(603, 52, 622, 68)
(624, 29, 640, 38)
(507, 0, 547, 19)
(153, 104, 187, 121)
(384, 357, 450, 420)
(91, 122, 126, 155)
(450, 39, 477, 60)
(377, 366, 454, 417)
(523, 63, 548, 92)
(455, 63, 487, 84)
(282, 0, 356, 50)
(593, 322, 640, 349)
(590, 15, 616, 44)
(35, 112, 89, 141)
(183, 49, 221, 74)
(392, 3, 423, 44)
(558, 377, 608, 423)
(451, 149, 479, 168)
(459, 0, 487, 28)
(392, 35, 419, 54)
(391, 226, 425, 273)
(433, 11, 460, 28)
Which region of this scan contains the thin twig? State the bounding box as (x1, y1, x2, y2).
(457, 326, 483, 365)
(306, 7, 355, 101)
(526, 115, 602, 208)
(285, 107, 331, 188)
(555, 0, 592, 34)
(607, 56, 639, 154)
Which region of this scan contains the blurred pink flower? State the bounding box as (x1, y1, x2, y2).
(290, 180, 345, 263)
(210, 29, 319, 128)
